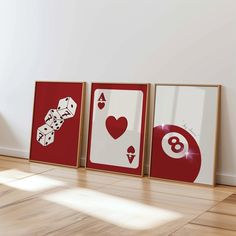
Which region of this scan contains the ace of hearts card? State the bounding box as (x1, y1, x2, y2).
(86, 83, 149, 176)
(29, 81, 85, 167)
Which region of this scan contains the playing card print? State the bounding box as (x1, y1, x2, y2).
(150, 85, 220, 185)
(30, 82, 85, 167)
(86, 83, 149, 176)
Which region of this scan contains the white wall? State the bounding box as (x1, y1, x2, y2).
(0, 0, 235, 185)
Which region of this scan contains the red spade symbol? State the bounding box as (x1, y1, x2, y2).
(105, 116, 128, 139)
(126, 145, 135, 164)
(126, 154, 135, 164)
(98, 102, 105, 110)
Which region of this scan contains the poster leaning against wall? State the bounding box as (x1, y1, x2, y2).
(29, 81, 85, 167)
(150, 84, 221, 186)
(86, 83, 149, 176)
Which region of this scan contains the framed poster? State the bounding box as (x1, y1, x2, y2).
(86, 83, 149, 176)
(150, 84, 221, 186)
(29, 81, 85, 167)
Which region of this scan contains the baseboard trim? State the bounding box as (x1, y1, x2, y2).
(216, 173, 236, 186)
(0, 147, 28, 159)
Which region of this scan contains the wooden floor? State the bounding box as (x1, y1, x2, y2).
(0, 156, 236, 236)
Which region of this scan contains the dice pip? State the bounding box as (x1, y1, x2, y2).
(36, 124, 55, 146)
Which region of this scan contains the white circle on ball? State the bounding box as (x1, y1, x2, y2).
(161, 132, 189, 159)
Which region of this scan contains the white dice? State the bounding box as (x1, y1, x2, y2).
(37, 124, 55, 146)
(36, 96, 78, 147)
(57, 97, 77, 119)
(44, 109, 64, 130)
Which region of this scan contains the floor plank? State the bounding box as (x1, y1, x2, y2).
(172, 223, 236, 236)
(112, 178, 233, 201)
(0, 196, 86, 236)
(209, 194, 236, 216)
(46, 216, 191, 236)
(42, 167, 128, 185)
(97, 184, 217, 214)
(191, 211, 236, 231)
(0, 172, 109, 209)
(215, 185, 236, 193)
(0, 157, 54, 177)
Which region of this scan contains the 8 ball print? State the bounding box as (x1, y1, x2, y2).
(30, 82, 85, 167)
(150, 84, 221, 186)
(86, 83, 149, 176)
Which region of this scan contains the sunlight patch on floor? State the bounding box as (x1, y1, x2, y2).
(43, 188, 182, 230)
(0, 169, 33, 183)
(3, 174, 65, 192)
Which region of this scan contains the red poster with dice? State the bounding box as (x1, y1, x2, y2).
(150, 84, 220, 186)
(86, 83, 149, 176)
(29, 82, 85, 167)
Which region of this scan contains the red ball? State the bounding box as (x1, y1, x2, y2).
(151, 125, 201, 183)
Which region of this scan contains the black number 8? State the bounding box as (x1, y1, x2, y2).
(168, 136, 184, 153)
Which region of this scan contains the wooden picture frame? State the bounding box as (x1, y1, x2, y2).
(29, 81, 86, 168)
(86, 83, 149, 176)
(149, 84, 221, 186)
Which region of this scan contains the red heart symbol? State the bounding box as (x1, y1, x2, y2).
(98, 102, 105, 110)
(127, 145, 135, 154)
(105, 116, 128, 139)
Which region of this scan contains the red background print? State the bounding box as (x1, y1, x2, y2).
(150, 125, 201, 182)
(30, 82, 85, 167)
